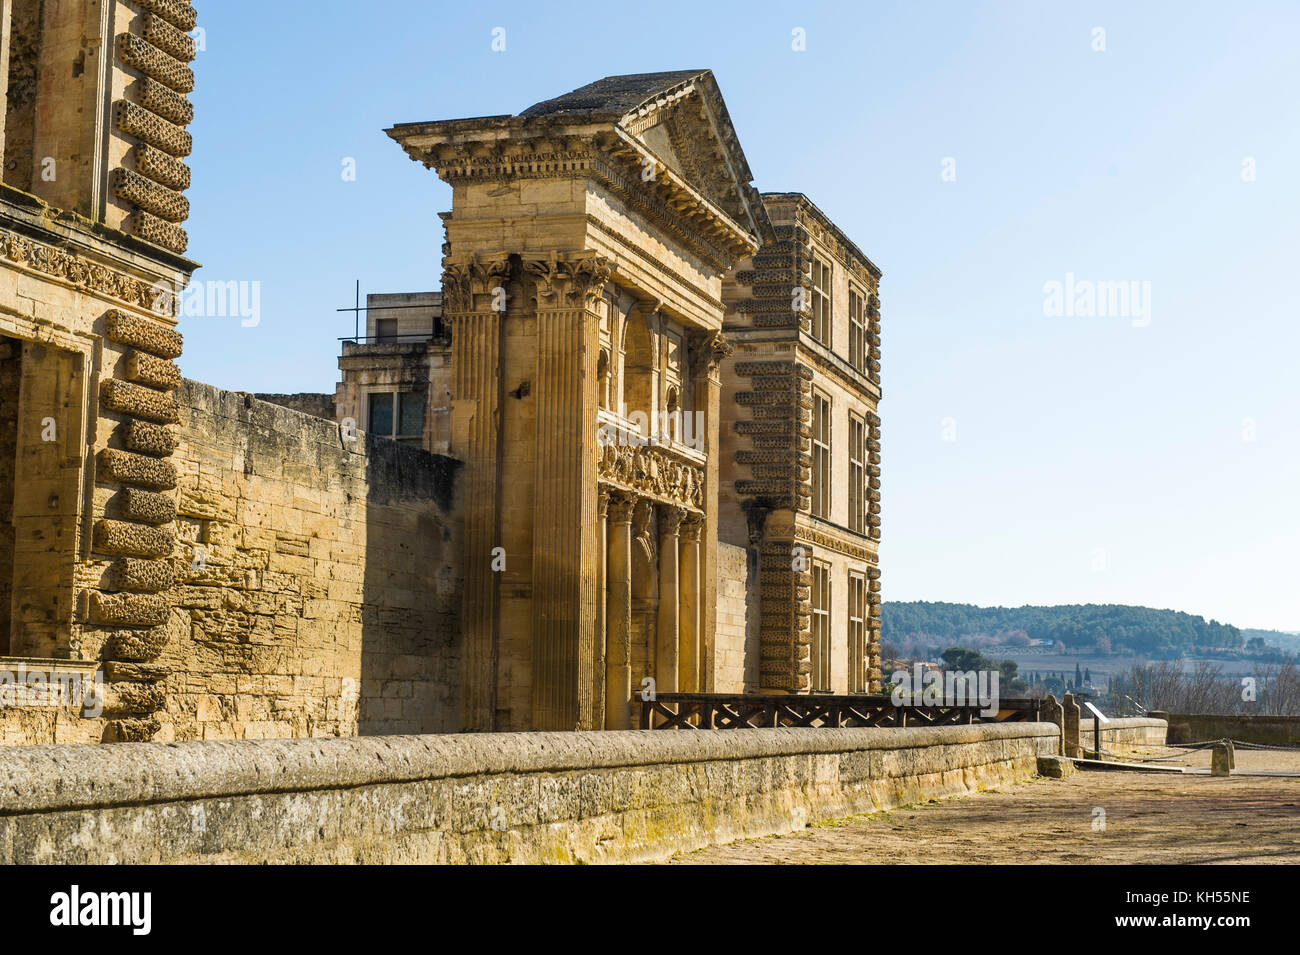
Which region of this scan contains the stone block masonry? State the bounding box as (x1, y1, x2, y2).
(0, 723, 1061, 864)
(148, 380, 463, 741)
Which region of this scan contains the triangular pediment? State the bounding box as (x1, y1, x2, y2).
(520, 70, 770, 244)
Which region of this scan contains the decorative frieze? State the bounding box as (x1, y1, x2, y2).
(0, 230, 174, 312)
(597, 443, 705, 512)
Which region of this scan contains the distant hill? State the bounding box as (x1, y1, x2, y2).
(1242, 628, 1300, 654)
(881, 602, 1254, 656)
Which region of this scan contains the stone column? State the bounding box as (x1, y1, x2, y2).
(1041, 694, 1065, 756)
(1062, 692, 1082, 759)
(679, 514, 703, 693)
(656, 505, 685, 694)
(525, 256, 612, 730)
(444, 256, 511, 731)
(605, 491, 635, 729)
(594, 487, 609, 725)
(690, 331, 731, 692)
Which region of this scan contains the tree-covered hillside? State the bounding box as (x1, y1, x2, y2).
(881, 602, 1244, 656)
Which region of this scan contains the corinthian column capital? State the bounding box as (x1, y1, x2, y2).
(524, 253, 615, 310)
(442, 254, 512, 316)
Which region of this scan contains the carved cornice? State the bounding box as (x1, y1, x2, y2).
(0, 227, 177, 316)
(763, 197, 881, 284)
(598, 442, 705, 513)
(784, 521, 879, 564)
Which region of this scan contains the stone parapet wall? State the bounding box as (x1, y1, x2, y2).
(1077, 716, 1168, 750)
(0, 723, 1059, 864)
(1157, 713, 1300, 747)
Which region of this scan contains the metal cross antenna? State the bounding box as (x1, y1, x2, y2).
(335, 280, 443, 342)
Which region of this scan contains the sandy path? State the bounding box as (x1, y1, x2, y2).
(672, 745, 1300, 864)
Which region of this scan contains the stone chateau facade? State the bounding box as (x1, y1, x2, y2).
(0, 1, 881, 743)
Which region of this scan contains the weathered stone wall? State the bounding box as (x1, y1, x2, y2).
(254, 392, 335, 421)
(0, 723, 1060, 864)
(1077, 716, 1167, 750)
(0, 336, 17, 651)
(151, 380, 463, 741)
(714, 541, 751, 692)
(1158, 712, 1300, 746)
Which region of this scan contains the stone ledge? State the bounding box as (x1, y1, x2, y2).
(0, 723, 1060, 814)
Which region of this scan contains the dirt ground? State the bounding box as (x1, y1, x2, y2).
(673, 745, 1300, 864)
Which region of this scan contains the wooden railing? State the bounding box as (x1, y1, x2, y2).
(639, 693, 1044, 730)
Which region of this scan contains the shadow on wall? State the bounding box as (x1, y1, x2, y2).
(163, 382, 464, 740)
(358, 433, 462, 735)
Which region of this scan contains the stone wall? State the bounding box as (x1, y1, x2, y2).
(714, 541, 751, 692)
(0, 337, 17, 652)
(0, 722, 1061, 864)
(1158, 712, 1300, 746)
(150, 380, 463, 741)
(253, 392, 335, 421)
(1077, 716, 1167, 751)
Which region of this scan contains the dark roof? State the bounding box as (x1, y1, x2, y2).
(519, 70, 707, 118)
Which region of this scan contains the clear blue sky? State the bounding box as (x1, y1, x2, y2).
(180, 1, 1300, 633)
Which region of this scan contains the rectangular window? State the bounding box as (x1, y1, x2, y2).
(368, 391, 424, 442)
(375, 318, 399, 343)
(811, 256, 832, 346)
(811, 561, 832, 692)
(812, 391, 831, 519)
(848, 572, 866, 693)
(848, 285, 866, 372)
(397, 392, 425, 439)
(368, 392, 394, 436)
(849, 413, 865, 533)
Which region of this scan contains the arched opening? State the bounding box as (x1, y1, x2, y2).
(622, 313, 654, 438)
(596, 348, 611, 410)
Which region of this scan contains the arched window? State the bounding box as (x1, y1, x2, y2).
(596, 348, 611, 410)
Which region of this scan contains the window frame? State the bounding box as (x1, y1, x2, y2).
(811, 560, 832, 692)
(811, 255, 833, 347)
(367, 390, 425, 443)
(811, 390, 832, 519)
(848, 284, 866, 372)
(848, 571, 867, 693)
(848, 412, 865, 533)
